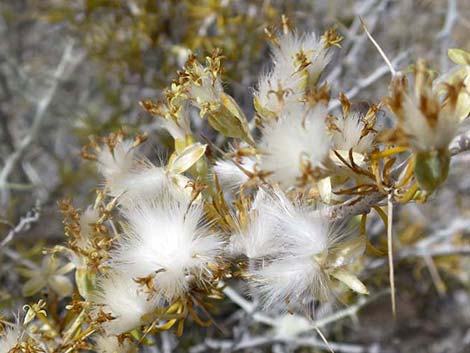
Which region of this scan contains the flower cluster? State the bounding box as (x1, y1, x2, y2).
(6, 23, 469, 353)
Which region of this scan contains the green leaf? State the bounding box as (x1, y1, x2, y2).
(22, 277, 45, 297)
(75, 268, 96, 300)
(330, 269, 369, 294)
(448, 48, 470, 65)
(169, 142, 207, 175)
(49, 275, 73, 297)
(207, 93, 255, 146)
(326, 236, 365, 268)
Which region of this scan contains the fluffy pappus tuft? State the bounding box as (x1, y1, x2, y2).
(186, 63, 224, 106)
(94, 334, 136, 353)
(401, 92, 461, 151)
(232, 188, 347, 312)
(213, 156, 255, 191)
(97, 139, 137, 189)
(113, 161, 169, 206)
(330, 113, 375, 154)
(110, 191, 224, 301)
(250, 256, 332, 312)
(388, 61, 468, 152)
(92, 272, 156, 335)
(0, 326, 22, 353)
(229, 188, 297, 258)
(255, 31, 333, 115)
(259, 103, 330, 187)
(255, 65, 306, 115)
(271, 31, 332, 85)
(96, 138, 187, 207)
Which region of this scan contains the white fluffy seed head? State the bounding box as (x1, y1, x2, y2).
(97, 140, 136, 187)
(213, 156, 255, 191)
(78, 206, 100, 247)
(187, 66, 224, 105)
(110, 192, 223, 301)
(255, 65, 306, 114)
(250, 256, 331, 311)
(0, 326, 21, 353)
(156, 103, 191, 140)
(255, 31, 332, 115)
(92, 273, 156, 335)
(259, 103, 330, 186)
(94, 335, 136, 353)
(402, 93, 461, 151)
(330, 113, 375, 154)
(228, 188, 289, 258)
(272, 32, 332, 85)
(232, 188, 336, 311)
(113, 162, 169, 206)
(96, 139, 183, 206)
(274, 313, 311, 338)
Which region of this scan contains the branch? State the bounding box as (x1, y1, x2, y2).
(0, 41, 78, 203)
(326, 130, 470, 221)
(222, 281, 386, 332)
(306, 289, 388, 332)
(2, 247, 38, 270)
(222, 283, 277, 326)
(438, 0, 459, 71)
(450, 130, 470, 156)
(366, 217, 470, 271)
(328, 51, 408, 112)
(190, 335, 369, 353)
(0, 201, 41, 249)
(326, 192, 385, 221)
(438, 0, 459, 39)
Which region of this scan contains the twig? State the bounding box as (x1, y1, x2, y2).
(360, 17, 396, 76)
(328, 52, 407, 112)
(0, 107, 15, 153)
(0, 201, 41, 249)
(190, 335, 368, 353)
(366, 217, 470, 271)
(326, 130, 470, 221)
(2, 247, 38, 270)
(314, 327, 335, 353)
(438, 0, 459, 39)
(438, 0, 458, 71)
(306, 290, 388, 332)
(326, 0, 389, 85)
(222, 283, 277, 326)
(423, 254, 446, 296)
(0, 41, 77, 203)
(387, 193, 396, 316)
(326, 192, 385, 221)
(342, 0, 389, 68)
(223, 281, 387, 333)
(449, 130, 470, 156)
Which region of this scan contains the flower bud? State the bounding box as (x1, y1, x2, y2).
(207, 92, 255, 146)
(414, 149, 450, 192)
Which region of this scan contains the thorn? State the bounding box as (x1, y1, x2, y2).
(314, 327, 335, 353)
(387, 193, 396, 317)
(360, 17, 397, 77)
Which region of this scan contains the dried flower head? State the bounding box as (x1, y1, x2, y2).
(232, 188, 366, 313)
(94, 335, 136, 353)
(92, 272, 156, 335)
(255, 28, 335, 117)
(330, 112, 376, 154)
(259, 103, 330, 187)
(387, 61, 467, 152)
(110, 191, 223, 302)
(0, 326, 22, 353)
